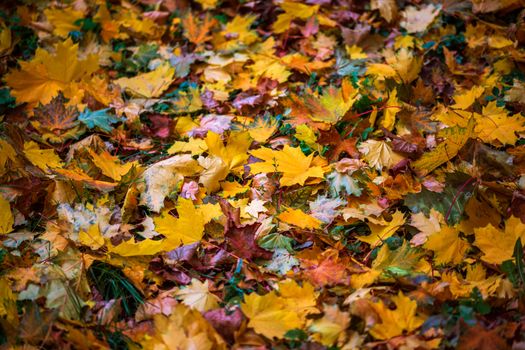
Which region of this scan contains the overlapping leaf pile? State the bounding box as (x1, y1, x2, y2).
(1, 0, 525, 348)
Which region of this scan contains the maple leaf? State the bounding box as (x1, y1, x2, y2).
(248, 39, 291, 83)
(78, 108, 121, 133)
(410, 210, 442, 246)
(114, 63, 175, 98)
(240, 280, 318, 339)
(309, 304, 350, 346)
(369, 292, 425, 340)
(168, 138, 208, 156)
(309, 196, 346, 224)
(371, 241, 430, 279)
(88, 149, 135, 182)
(380, 89, 399, 130)
(474, 216, 525, 264)
(182, 12, 217, 45)
(400, 4, 440, 33)
(413, 119, 475, 175)
(154, 198, 207, 246)
(250, 145, 325, 186)
(278, 207, 322, 230)
(5, 38, 98, 105)
(174, 278, 220, 312)
(452, 86, 485, 110)
(31, 95, 81, 143)
(23, 141, 63, 172)
(358, 211, 406, 247)
(424, 225, 470, 264)
(284, 86, 357, 125)
(78, 224, 105, 250)
(140, 303, 227, 349)
(358, 139, 403, 171)
(222, 202, 272, 260)
(458, 325, 510, 350)
(474, 101, 525, 145)
(304, 257, 349, 287)
(241, 290, 302, 339)
(442, 264, 501, 299)
(44, 7, 83, 37)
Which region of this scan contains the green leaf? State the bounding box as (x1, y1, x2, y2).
(258, 233, 295, 252)
(78, 108, 121, 132)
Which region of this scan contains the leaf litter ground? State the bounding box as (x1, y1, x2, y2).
(1, 0, 525, 349)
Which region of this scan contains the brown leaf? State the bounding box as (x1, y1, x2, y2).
(458, 325, 510, 350)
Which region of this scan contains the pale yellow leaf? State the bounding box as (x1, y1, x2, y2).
(114, 63, 175, 98)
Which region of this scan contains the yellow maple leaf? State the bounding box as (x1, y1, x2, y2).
(346, 44, 368, 59)
(474, 216, 525, 264)
(358, 211, 406, 247)
(295, 124, 318, 148)
(206, 131, 251, 172)
(442, 264, 502, 299)
(369, 292, 425, 340)
(273, 1, 319, 33)
(358, 139, 403, 171)
(424, 225, 470, 264)
(78, 224, 105, 250)
(154, 198, 206, 246)
(23, 141, 63, 172)
(241, 280, 318, 339)
(380, 89, 399, 130)
(413, 119, 474, 175)
(174, 278, 220, 312)
(198, 155, 229, 193)
(0, 196, 14, 234)
(110, 201, 218, 257)
(248, 118, 278, 143)
(224, 14, 258, 44)
(250, 145, 325, 186)
(108, 238, 165, 257)
(241, 291, 302, 339)
(88, 149, 136, 181)
(277, 279, 319, 316)
(474, 101, 525, 145)
(278, 207, 322, 229)
(384, 48, 422, 83)
(167, 138, 208, 155)
(140, 303, 226, 350)
(451, 86, 484, 110)
(315, 86, 357, 124)
(114, 63, 175, 98)
(309, 304, 350, 346)
(220, 181, 250, 198)
(367, 63, 398, 80)
(249, 38, 291, 83)
(5, 38, 98, 105)
(44, 7, 83, 37)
